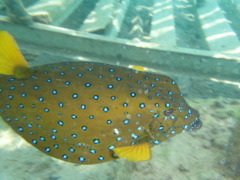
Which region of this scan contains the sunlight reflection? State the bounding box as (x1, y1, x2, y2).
(213, 48, 240, 56)
(213, 53, 234, 59)
(199, 7, 220, 19)
(155, 0, 172, 7)
(152, 15, 174, 25)
(210, 78, 240, 88)
(126, 40, 159, 49)
(206, 32, 237, 41)
(102, 4, 113, 10)
(151, 26, 174, 37)
(112, 18, 119, 29)
(0, 129, 26, 150)
(153, 5, 172, 14)
(85, 17, 97, 24)
(0, 130, 14, 148)
(73, 56, 95, 62)
(224, 47, 240, 55)
(28, 0, 63, 11)
(202, 19, 231, 29)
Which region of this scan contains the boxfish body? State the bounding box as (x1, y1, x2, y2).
(0, 31, 202, 164)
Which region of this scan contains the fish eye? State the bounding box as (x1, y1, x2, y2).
(163, 109, 173, 116)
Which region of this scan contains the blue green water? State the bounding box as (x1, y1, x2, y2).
(0, 0, 239, 179)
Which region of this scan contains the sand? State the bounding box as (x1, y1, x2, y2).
(1, 97, 239, 180)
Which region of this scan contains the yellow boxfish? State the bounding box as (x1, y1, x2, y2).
(0, 31, 202, 164)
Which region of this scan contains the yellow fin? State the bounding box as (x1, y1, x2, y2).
(0, 31, 31, 78)
(113, 142, 151, 162)
(132, 66, 144, 71)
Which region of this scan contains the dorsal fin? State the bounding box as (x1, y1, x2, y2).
(132, 66, 145, 71)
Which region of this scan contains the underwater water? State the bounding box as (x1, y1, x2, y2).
(0, 0, 240, 180)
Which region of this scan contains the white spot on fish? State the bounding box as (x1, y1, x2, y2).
(113, 129, 120, 135)
(126, 114, 131, 119)
(144, 90, 149, 94)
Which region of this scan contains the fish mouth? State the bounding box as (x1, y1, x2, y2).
(186, 117, 202, 132)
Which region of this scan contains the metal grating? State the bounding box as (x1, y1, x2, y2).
(0, 0, 239, 83)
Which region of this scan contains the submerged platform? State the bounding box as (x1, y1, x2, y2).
(0, 0, 239, 82)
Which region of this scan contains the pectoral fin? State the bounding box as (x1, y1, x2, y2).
(113, 142, 151, 162)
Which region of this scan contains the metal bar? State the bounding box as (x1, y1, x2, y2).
(197, 0, 240, 55)
(79, 0, 115, 33)
(150, 0, 176, 46)
(51, 0, 84, 26)
(27, 0, 81, 24)
(2, 0, 33, 24)
(235, 0, 240, 12)
(105, 0, 130, 37)
(0, 17, 239, 82)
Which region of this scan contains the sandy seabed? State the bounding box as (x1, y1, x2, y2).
(0, 97, 239, 180)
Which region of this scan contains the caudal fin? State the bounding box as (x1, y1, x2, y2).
(0, 31, 32, 78)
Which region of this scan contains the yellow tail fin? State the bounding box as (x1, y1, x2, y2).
(0, 31, 31, 78)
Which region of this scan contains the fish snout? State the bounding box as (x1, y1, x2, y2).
(187, 117, 202, 132)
